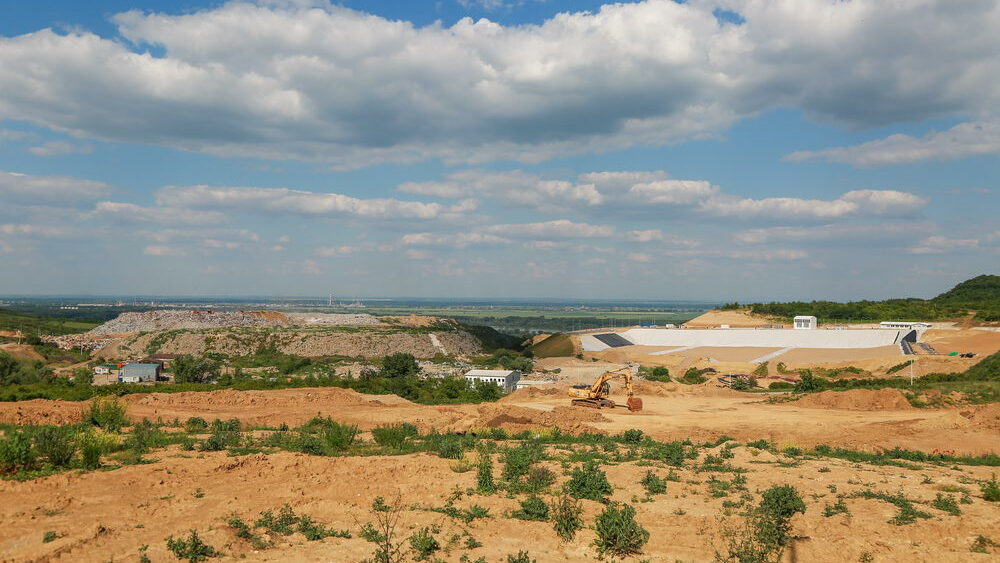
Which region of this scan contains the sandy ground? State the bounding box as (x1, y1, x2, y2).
(922, 329, 1000, 355)
(2, 389, 999, 562)
(683, 310, 775, 328)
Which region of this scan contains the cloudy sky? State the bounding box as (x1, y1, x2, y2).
(0, 0, 997, 300)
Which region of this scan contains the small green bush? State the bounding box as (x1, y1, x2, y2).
(822, 499, 849, 517)
(982, 474, 1000, 502)
(506, 551, 536, 563)
(34, 427, 77, 468)
(184, 417, 209, 432)
(502, 443, 540, 482)
(165, 529, 217, 562)
(409, 527, 440, 561)
(0, 430, 37, 474)
(551, 495, 584, 541)
(511, 495, 549, 521)
(476, 455, 496, 494)
(87, 397, 128, 432)
(641, 471, 667, 495)
(524, 467, 556, 493)
(43, 531, 57, 543)
(620, 429, 644, 444)
(931, 493, 961, 515)
(566, 461, 612, 502)
(255, 505, 299, 535)
(371, 423, 418, 450)
(593, 503, 649, 558)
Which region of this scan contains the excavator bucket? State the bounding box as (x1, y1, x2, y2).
(626, 397, 643, 412)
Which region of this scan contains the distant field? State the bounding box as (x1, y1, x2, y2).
(360, 306, 704, 333)
(0, 309, 99, 336)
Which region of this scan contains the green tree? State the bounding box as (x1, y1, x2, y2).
(172, 355, 221, 384)
(380, 353, 421, 379)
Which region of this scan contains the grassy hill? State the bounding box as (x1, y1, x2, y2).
(0, 309, 100, 337)
(735, 274, 1000, 323)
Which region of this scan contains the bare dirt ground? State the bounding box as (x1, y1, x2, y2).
(0, 343, 45, 362)
(683, 310, 775, 328)
(2, 384, 999, 562)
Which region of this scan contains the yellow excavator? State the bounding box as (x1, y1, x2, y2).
(568, 365, 643, 412)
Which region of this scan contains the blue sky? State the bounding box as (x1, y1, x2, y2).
(0, 0, 997, 300)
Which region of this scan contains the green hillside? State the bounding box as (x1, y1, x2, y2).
(0, 309, 100, 337)
(737, 275, 1000, 323)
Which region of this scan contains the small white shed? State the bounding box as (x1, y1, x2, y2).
(464, 369, 521, 393)
(793, 316, 817, 330)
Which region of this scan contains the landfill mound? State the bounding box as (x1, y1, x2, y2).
(792, 388, 914, 411)
(87, 310, 292, 334)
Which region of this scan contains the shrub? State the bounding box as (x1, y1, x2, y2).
(476, 455, 496, 494)
(551, 495, 583, 541)
(200, 428, 240, 452)
(34, 427, 77, 468)
(620, 429, 645, 444)
(87, 397, 128, 432)
(566, 461, 612, 502)
(408, 527, 440, 561)
(931, 493, 961, 515)
(751, 362, 769, 378)
(982, 474, 1000, 502)
(646, 440, 686, 466)
(645, 366, 670, 382)
(321, 422, 359, 451)
(165, 529, 217, 562)
(511, 495, 549, 521)
(0, 430, 37, 474)
(226, 516, 269, 550)
(506, 551, 536, 563)
(971, 535, 998, 554)
(524, 467, 556, 493)
(593, 503, 649, 558)
(371, 424, 418, 450)
(79, 435, 103, 470)
(502, 443, 540, 482)
(681, 368, 707, 384)
(184, 417, 209, 432)
(795, 371, 824, 392)
(641, 471, 666, 495)
(126, 420, 167, 454)
(43, 531, 57, 543)
(715, 485, 806, 563)
(822, 499, 849, 517)
(360, 496, 406, 563)
(255, 505, 299, 535)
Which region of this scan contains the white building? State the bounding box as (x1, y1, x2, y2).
(464, 369, 521, 393)
(793, 316, 817, 330)
(880, 321, 932, 330)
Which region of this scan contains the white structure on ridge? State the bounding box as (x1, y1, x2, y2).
(880, 321, 932, 330)
(464, 369, 521, 393)
(793, 316, 817, 330)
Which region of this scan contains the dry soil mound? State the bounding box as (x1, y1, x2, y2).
(793, 388, 914, 411)
(959, 403, 1000, 432)
(469, 404, 609, 435)
(0, 399, 84, 425)
(121, 387, 405, 409)
(499, 386, 563, 403)
(0, 343, 45, 362)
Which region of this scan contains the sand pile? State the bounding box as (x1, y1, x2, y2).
(468, 404, 609, 435)
(0, 400, 84, 425)
(498, 386, 563, 403)
(793, 389, 914, 411)
(959, 403, 1000, 431)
